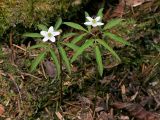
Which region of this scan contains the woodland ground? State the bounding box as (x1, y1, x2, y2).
(0, 0, 160, 120)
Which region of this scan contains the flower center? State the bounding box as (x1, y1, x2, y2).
(92, 19, 97, 24)
(48, 32, 52, 37)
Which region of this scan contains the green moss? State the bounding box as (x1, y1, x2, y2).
(0, 0, 89, 36)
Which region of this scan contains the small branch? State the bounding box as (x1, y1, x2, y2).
(8, 73, 23, 111)
(9, 32, 15, 64)
(20, 72, 42, 80)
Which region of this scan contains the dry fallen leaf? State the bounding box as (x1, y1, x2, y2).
(5, 118, 11, 120)
(98, 111, 115, 120)
(0, 104, 5, 116)
(111, 0, 125, 18)
(0, 60, 3, 64)
(76, 108, 93, 120)
(43, 60, 56, 78)
(121, 85, 126, 95)
(113, 102, 160, 120)
(125, 0, 145, 7)
(119, 115, 129, 120)
(125, 0, 153, 7)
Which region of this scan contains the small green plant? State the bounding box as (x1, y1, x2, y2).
(23, 17, 71, 103)
(23, 8, 131, 106)
(63, 8, 131, 113)
(64, 8, 131, 77)
(23, 18, 71, 77)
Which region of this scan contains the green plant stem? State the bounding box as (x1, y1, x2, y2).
(57, 43, 63, 105)
(60, 55, 63, 105)
(93, 73, 99, 119)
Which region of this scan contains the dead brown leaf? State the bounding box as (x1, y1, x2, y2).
(125, 0, 145, 7)
(111, 0, 125, 18)
(0, 60, 3, 64)
(43, 60, 56, 78)
(100, 75, 115, 85)
(119, 115, 129, 120)
(76, 108, 93, 120)
(97, 111, 114, 120)
(78, 96, 93, 107)
(0, 104, 5, 116)
(113, 102, 160, 120)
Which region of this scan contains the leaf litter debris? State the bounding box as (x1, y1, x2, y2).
(0, 0, 160, 119)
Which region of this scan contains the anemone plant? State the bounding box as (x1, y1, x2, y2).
(23, 17, 71, 104)
(63, 8, 132, 112)
(63, 8, 131, 77)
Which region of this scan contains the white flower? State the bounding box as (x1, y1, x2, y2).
(40, 26, 60, 42)
(84, 16, 104, 27)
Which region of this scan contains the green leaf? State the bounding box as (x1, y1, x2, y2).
(63, 22, 87, 32)
(103, 19, 123, 30)
(23, 33, 42, 38)
(152, 43, 160, 52)
(37, 24, 48, 31)
(97, 8, 104, 18)
(61, 42, 79, 51)
(71, 33, 87, 44)
(62, 33, 77, 39)
(59, 45, 71, 74)
(85, 12, 91, 31)
(85, 11, 90, 17)
(27, 43, 48, 50)
(50, 49, 61, 78)
(54, 17, 62, 30)
(96, 39, 121, 61)
(71, 40, 94, 63)
(30, 51, 46, 72)
(95, 45, 103, 76)
(104, 32, 131, 46)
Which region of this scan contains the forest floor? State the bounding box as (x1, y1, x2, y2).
(0, 0, 160, 120)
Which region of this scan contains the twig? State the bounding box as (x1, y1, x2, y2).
(8, 73, 23, 111)
(63, 101, 81, 109)
(20, 72, 42, 80)
(12, 44, 26, 52)
(55, 111, 64, 120)
(9, 32, 15, 64)
(40, 62, 47, 79)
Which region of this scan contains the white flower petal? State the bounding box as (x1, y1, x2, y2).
(42, 37, 49, 42)
(40, 31, 47, 36)
(84, 22, 92, 26)
(48, 26, 54, 33)
(92, 23, 98, 27)
(53, 31, 60, 36)
(95, 16, 101, 21)
(97, 22, 104, 26)
(86, 16, 93, 21)
(49, 36, 56, 42)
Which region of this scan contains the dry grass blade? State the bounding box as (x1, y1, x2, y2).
(55, 112, 64, 120)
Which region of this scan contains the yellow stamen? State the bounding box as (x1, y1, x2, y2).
(92, 19, 97, 24)
(48, 33, 52, 37)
